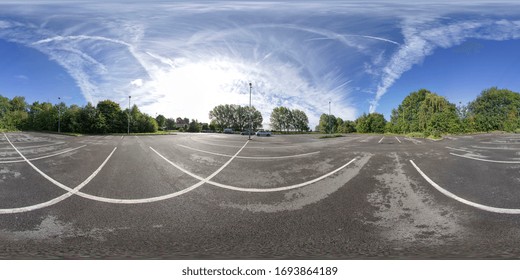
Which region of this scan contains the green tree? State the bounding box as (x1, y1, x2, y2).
(61, 105, 82, 133)
(270, 106, 293, 132)
(467, 87, 520, 132)
(339, 120, 356, 133)
(97, 100, 123, 133)
(28, 102, 56, 131)
(156, 114, 166, 130)
(210, 104, 263, 132)
(391, 89, 460, 136)
(165, 118, 176, 130)
(245, 106, 263, 131)
(0, 96, 28, 130)
(80, 102, 104, 133)
(210, 104, 234, 131)
(187, 119, 202, 132)
(291, 109, 310, 132)
(318, 113, 336, 133)
(355, 113, 386, 133)
(9, 96, 27, 112)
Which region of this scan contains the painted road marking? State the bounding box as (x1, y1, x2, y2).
(471, 145, 520, 150)
(0, 145, 87, 164)
(121, 136, 124, 140)
(404, 137, 421, 145)
(395, 137, 401, 143)
(1, 132, 117, 214)
(72, 140, 250, 204)
(446, 146, 471, 153)
(411, 160, 520, 214)
(42, 140, 250, 205)
(207, 158, 357, 192)
(0, 141, 66, 150)
(153, 146, 357, 193)
(2, 131, 239, 207)
(190, 137, 297, 149)
(177, 144, 320, 160)
(359, 136, 375, 143)
(450, 152, 520, 164)
(378, 137, 384, 144)
(481, 141, 520, 145)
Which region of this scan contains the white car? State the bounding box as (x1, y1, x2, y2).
(256, 130, 272, 136)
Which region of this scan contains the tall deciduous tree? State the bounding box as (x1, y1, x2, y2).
(97, 100, 123, 133)
(355, 113, 386, 133)
(467, 87, 520, 132)
(291, 109, 310, 132)
(390, 89, 460, 136)
(210, 104, 263, 132)
(318, 113, 336, 133)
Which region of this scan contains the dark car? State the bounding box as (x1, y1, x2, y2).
(256, 130, 272, 136)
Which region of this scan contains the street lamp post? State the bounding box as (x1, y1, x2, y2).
(128, 95, 131, 134)
(58, 97, 61, 133)
(249, 82, 252, 140)
(328, 101, 331, 134)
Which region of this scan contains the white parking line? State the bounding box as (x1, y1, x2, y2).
(481, 141, 520, 145)
(449, 152, 520, 164)
(29, 140, 249, 205)
(3, 131, 221, 207)
(395, 137, 402, 143)
(471, 145, 520, 150)
(177, 144, 320, 159)
(404, 137, 422, 145)
(410, 160, 520, 214)
(378, 137, 384, 144)
(190, 137, 297, 149)
(446, 146, 471, 152)
(0, 145, 87, 164)
(1, 132, 117, 214)
(74, 140, 250, 204)
(207, 158, 357, 192)
(121, 135, 124, 140)
(0, 142, 66, 150)
(153, 145, 357, 193)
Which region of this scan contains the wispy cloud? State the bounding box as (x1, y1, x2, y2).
(14, 74, 29, 80)
(0, 1, 519, 127)
(370, 17, 520, 112)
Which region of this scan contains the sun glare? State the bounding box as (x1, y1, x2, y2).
(141, 58, 251, 122)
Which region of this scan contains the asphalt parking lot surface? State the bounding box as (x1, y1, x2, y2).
(1, 131, 520, 259)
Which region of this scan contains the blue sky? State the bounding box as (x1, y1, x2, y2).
(0, 1, 519, 128)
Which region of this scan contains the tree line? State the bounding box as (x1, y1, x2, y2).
(209, 104, 263, 132)
(318, 87, 520, 137)
(0, 97, 160, 133)
(2, 87, 519, 136)
(208, 104, 311, 133)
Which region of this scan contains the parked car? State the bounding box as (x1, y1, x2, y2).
(256, 130, 272, 136)
(223, 128, 233, 134)
(240, 129, 253, 135)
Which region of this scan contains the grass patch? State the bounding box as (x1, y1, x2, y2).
(405, 132, 425, 138)
(60, 132, 83, 137)
(319, 134, 344, 139)
(426, 135, 443, 141)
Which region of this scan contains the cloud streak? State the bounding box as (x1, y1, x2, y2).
(0, 1, 519, 127)
(370, 17, 520, 112)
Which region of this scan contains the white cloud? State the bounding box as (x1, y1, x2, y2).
(1, 1, 520, 126)
(130, 79, 143, 87)
(370, 18, 520, 112)
(0, 20, 11, 29)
